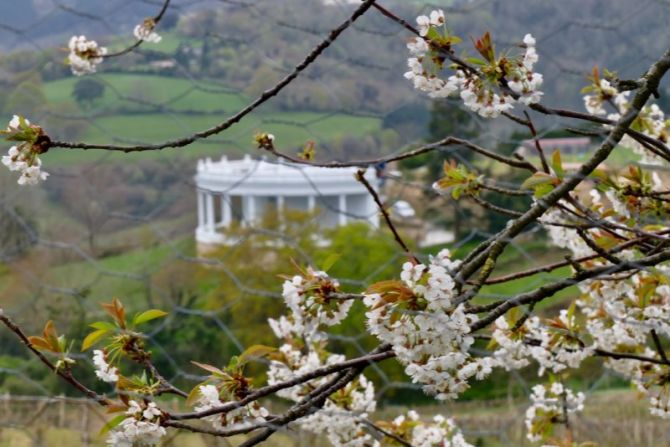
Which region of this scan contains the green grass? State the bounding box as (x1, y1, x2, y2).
(42, 110, 381, 165)
(44, 73, 247, 113)
(524, 144, 642, 170)
(42, 73, 383, 165)
(0, 233, 194, 311)
(38, 237, 193, 302)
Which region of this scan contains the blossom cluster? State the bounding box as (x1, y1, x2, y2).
(525, 382, 585, 444)
(539, 185, 670, 419)
(107, 401, 166, 447)
(609, 102, 667, 166)
(266, 267, 377, 446)
(492, 310, 593, 376)
(269, 266, 352, 341)
(379, 410, 473, 447)
(1, 115, 49, 185)
(578, 268, 670, 415)
(649, 391, 670, 419)
(364, 250, 496, 400)
(301, 376, 377, 447)
(67, 35, 108, 76)
(93, 349, 119, 383)
(194, 384, 269, 431)
(582, 72, 669, 165)
(404, 10, 543, 118)
(583, 78, 628, 116)
(134, 18, 162, 43)
(267, 340, 379, 446)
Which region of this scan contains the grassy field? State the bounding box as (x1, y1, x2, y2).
(0, 224, 574, 320)
(41, 73, 383, 166)
(0, 221, 195, 315)
(44, 74, 246, 113)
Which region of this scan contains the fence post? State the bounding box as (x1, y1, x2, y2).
(82, 402, 90, 447)
(58, 395, 66, 427)
(1, 393, 9, 416)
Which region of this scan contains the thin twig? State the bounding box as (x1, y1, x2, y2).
(356, 170, 419, 264)
(103, 0, 172, 58)
(651, 329, 669, 364)
(267, 136, 536, 171)
(522, 110, 551, 173)
(363, 419, 413, 446)
(0, 311, 110, 406)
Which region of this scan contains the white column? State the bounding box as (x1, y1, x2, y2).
(368, 195, 380, 228)
(277, 196, 285, 223)
(308, 195, 316, 212)
(244, 195, 256, 225)
(206, 193, 215, 231)
(222, 195, 232, 227)
(338, 194, 347, 226)
(197, 191, 205, 229)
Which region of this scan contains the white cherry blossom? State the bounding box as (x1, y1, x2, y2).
(134, 19, 162, 43)
(68, 35, 108, 76)
(107, 401, 166, 447)
(92, 350, 119, 383)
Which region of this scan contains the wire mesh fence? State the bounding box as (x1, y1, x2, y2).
(1, 0, 670, 446)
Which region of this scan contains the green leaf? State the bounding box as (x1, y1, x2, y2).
(521, 172, 554, 190)
(567, 301, 576, 323)
(321, 253, 341, 273)
(485, 337, 499, 350)
(238, 345, 276, 365)
(192, 361, 226, 377)
(227, 356, 239, 370)
(133, 309, 168, 326)
(81, 329, 109, 351)
(534, 183, 555, 198)
(426, 27, 441, 41)
(465, 56, 487, 66)
(551, 150, 564, 180)
(447, 35, 462, 45)
(99, 414, 127, 436)
(57, 335, 67, 353)
(89, 321, 117, 331)
(18, 115, 29, 130)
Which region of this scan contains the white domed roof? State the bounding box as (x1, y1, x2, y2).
(195, 155, 376, 196)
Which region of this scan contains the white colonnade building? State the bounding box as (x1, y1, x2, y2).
(195, 155, 380, 247)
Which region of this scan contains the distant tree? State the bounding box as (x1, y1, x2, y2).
(0, 205, 36, 260)
(159, 12, 179, 30)
(426, 100, 479, 177)
(71, 78, 105, 107)
(3, 76, 46, 117)
(381, 102, 430, 142)
(400, 100, 478, 238)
